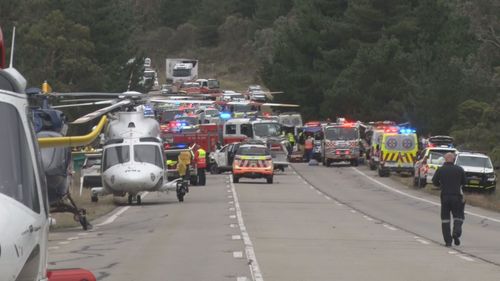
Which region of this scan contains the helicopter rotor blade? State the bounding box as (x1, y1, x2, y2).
(71, 99, 131, 124)
(52, 100, 114, 109)
(59, 98, 110, 103)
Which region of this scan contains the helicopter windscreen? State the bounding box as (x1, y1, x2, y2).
(0, 102, 40, 212)
(103, 145, 130, 171)
(134, 144, 163, 168)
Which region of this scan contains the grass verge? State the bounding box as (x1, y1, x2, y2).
(50, 175, 116, 230)
(390, 173, 500, 213)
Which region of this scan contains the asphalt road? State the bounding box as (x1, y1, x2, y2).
(48, 164, 500, 281)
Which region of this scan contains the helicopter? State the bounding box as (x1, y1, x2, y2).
(0, 26, 96, 281)
(49, 91, 187, 205)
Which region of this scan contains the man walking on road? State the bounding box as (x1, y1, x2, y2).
(432, 152, 466, 247)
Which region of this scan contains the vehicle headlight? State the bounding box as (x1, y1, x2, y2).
(486, 173, 496, 181)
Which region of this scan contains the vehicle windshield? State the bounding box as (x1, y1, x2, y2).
(279, 115, 303, 127)
(143, 71, 155, 79)
(456, 156, 493, 169)
(205, 109, 219, 116)
(134, 144, 163, 168)
(208, 80, 219, 88)
(85, 157, 101, 168)
(173, 68, 191, 77)
(0, 102, 39, 212)
(237, 146, 270, 156)
(325, 127, 359, 140)
(428, 150, 454, 165)
(254, 123, 282, 137)
(103, 145, 130, 171)
(175, 116, 198, 125)
(232, 104, 253, 112)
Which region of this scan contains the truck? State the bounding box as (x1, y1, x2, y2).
(165, 58, 199, 92)
(321, 119, 366, 167)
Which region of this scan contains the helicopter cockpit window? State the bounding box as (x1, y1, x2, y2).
(0, 102, 40, 213)
(134, 144, 163, 168)
(103, 145, 130, 171)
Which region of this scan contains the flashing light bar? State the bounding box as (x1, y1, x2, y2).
(220, 112, 231, 119)
(399, 128, 416, 134)
(384, 127, 399, 133)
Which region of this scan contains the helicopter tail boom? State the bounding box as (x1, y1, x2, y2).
(38, 116, 107, 148)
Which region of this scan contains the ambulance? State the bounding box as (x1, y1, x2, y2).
(377, 128, 418, 177)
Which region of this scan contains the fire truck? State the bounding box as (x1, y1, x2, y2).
(321, 119, 366, 167)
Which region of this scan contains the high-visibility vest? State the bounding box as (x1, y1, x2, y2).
(287, 133, 295, 143)
(305, 138, 314, 149)
(196, 148, 207, 168)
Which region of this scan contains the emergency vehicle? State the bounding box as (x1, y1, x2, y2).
(455, 152, 497, 193)
(209, 142, 243, 174)
(232, 142, 274, 184)
(377, 128, 418, 177)
(365, 121, 397, 170)
(321, 119, 365, 166)
(223, 118, 289, 170)
(413, 146, 457, 187)
(164, 143, 198, 185)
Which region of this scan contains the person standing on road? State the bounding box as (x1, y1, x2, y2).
(194, 144, 207, 186)
(304, 135, 314, 162)
(432, 152, 466, 247)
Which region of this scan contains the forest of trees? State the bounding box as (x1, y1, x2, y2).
(0, 0, 499, 162)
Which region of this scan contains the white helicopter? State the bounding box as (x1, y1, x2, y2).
(56, 92, 188, 204)
(0, 27, 95, 281)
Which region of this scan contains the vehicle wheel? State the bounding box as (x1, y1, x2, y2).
(233, 176, 239, 183)
(79, 216, 89, 231)
(210, 164, 219, 175)
(378, 167, 389, 177)
(136, 194, 142, 205)
(487, 187, 496, 195)
(351, 160, 359, 167)
(91, 195, 98, 202)
(324, 159, 331, 167)
(267, 176, 273, 184)
(369, 160, 376, 170)
(413, 177, 418, 187)
(190, 176, 198, 186)
(128, 194, 133, 205)
(418, 177, 426, 188)
(177, 191, 184, 202)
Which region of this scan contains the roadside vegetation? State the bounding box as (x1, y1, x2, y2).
(393, 174, 500, 213)
(50, 173, 115, 230)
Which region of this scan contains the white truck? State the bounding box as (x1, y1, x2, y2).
(165, 58, 199, 92)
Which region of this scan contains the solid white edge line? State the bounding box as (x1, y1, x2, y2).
(458, 255, 474, 262)
(352, 168, 500, 224)
(383, 224, 397, 231)
(95, 191, 149, 227)
(95, 206, 130, 226)
(230, 175, 265, 281)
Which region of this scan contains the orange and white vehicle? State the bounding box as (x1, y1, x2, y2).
(232, 142, 274, 184)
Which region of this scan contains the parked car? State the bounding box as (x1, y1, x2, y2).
(232, 143, 274, 184)
(413, 146, 458, 187)
(455, 152, 496, 193)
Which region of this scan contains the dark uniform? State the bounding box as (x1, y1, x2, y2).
(432, 162, 466, 246)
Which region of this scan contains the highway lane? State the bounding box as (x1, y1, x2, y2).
(47, 165, 500, 281)
(234, 167, 500, 281)
(48, 174, 251, 281)
(292, 163, 500, 265)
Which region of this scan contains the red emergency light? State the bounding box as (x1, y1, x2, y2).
(384, 127, 398, 133)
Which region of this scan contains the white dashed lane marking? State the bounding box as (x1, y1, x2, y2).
(233, 251, 244, 258)
(382, 224, 397, 231)
(232, 235, 242, 240)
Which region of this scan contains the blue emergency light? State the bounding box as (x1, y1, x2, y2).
(399, 128, 416, 134)
(220, 112, 231, 119)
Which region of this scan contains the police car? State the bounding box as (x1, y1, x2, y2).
(455, 152, 496, 193)
(232, 142, 274, 184)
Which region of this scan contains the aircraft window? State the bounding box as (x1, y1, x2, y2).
(103, 145, 130, 171)
(134, 144, 163, 168)
(0, 102, 40, 213)
(226, 124, 237, 134)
